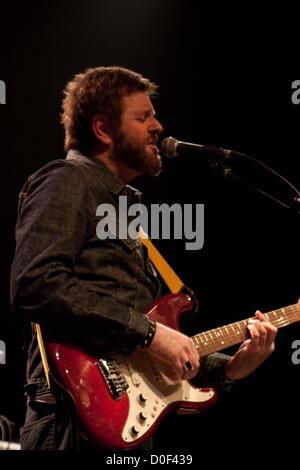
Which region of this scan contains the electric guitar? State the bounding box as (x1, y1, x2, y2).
(47, 293, 300, 449)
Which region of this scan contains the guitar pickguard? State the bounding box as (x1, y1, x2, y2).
(118, 349, 215, 444)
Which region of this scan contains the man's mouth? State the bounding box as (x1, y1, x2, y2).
(146, 143, 159, 154)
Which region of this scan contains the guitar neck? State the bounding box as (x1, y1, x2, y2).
(191, 302, 300, 356)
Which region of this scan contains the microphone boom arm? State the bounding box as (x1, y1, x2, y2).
(160, 136, 300, 216)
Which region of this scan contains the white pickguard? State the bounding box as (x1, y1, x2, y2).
(119, 349, 215, 443)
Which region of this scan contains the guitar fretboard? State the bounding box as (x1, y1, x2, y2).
(191, 303, 300, 357)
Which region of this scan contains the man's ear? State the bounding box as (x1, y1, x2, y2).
(92, 115, 112, 146)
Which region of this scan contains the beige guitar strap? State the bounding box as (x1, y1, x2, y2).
(36, 232, 184, 388)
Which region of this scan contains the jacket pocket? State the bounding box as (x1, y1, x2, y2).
(21, 378, 79, 450)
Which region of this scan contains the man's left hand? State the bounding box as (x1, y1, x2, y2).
(224, 311, 278, 381)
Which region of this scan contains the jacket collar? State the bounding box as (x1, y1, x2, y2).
(67, 149, 129, 195)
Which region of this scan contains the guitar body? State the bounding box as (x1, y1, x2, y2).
(47, 293, 216, 449)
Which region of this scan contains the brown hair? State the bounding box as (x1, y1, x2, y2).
(61, 66, 158, 153)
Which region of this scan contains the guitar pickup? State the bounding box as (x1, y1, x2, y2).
(123, 360, 141, 386)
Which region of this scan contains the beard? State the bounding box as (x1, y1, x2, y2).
(112, 130, 162, 177)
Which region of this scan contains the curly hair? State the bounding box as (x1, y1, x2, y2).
(61, 66, 158, 153)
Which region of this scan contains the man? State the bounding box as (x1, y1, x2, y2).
(10, 66, 277, 450)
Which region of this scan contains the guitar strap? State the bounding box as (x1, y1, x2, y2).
(36, 231, 184, 388)
(35, 323, 51, 388)
(139, 229, 184, 294)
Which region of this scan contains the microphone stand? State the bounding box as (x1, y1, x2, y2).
(208, 148, 300, 217)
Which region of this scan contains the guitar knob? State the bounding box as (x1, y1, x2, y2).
(131, 424, 141, 435)
(138, 410, 148, 422)
(138, 392, 148, 403)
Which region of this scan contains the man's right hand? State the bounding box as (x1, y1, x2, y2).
(148, 322, 200, 380)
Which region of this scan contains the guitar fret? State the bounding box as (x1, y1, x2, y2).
(276, 310, 283, 324)
(202, 333, 209, 346)
(267, 311, 276, 323)
(231, 323, 241, 339)
(237, 322, 243, 335)
(218, 327, 226, 346)
(193, 336, 203, 353)
(208, 330, 215, 348)
(193, 334, 210, 356)
(268, 307, 294, 328)
(191, 336, 200, 352)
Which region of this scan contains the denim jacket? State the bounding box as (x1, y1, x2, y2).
(11, 150, 161, 374)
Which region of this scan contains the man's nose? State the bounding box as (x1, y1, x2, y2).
(150, 117, 163, 135)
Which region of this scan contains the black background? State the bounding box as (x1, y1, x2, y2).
(0, 0, 300, 455)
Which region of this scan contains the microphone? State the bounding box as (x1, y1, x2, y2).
(160, 136, 237, 160)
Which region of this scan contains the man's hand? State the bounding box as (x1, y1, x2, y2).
(224, 311, 278, 381)
(148, 322, 200, 380)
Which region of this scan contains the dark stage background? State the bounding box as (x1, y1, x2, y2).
(0, 0, 300, 453)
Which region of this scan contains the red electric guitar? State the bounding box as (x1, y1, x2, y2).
(47, 293, 300, 449)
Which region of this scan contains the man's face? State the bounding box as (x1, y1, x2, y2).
(112, 92, 163, 176)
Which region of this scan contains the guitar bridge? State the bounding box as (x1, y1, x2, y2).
(97, 358, 129, 399)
